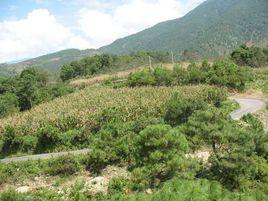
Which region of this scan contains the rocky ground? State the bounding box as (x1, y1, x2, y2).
(0, 166, 129, 196)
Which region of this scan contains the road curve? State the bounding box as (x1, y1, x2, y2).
(230, 98, 266, 120)
(1, 98, 266, 164)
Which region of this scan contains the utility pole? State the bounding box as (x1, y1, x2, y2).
(171, 51, 175, 66)
(149, 56, 152, 71)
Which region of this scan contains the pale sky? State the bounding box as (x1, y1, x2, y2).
(0, 0, 206, 63)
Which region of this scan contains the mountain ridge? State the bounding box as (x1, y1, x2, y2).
(100, 0, 268, 57)
(1, 0, 268, 76)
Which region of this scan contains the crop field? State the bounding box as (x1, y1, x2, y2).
(0, 85, 216, 136)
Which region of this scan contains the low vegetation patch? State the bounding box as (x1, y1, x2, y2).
(0, 68, 74, 118)
(127, 60, 252, 90)
(60, 52, 170, 81)
(231, 45, 268, 68)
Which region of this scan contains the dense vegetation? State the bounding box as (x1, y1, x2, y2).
(0, 85, 267, 200)
(0, 68, 74, 118)
(0, 46, 267, 200)
(60, 52, 170, 81)
(231, 45, 268, 67)
(0, 86, 216, 156)
(127, 60, 252, 90)
(100, 0, 268, 58)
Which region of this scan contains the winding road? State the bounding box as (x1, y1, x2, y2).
(0, 98, 266, 164)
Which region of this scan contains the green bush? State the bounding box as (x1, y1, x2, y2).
(173, 65, 190, 84)
(231, 45, 267, 67)
(181, 108, 232, 151)
(84, 122, 136, 173)
(128, 70, 156, 87)
(242, 114, 264, 132)
(0, 68, 74, 117)
(20, 135, 38, 152)
(0, 189, 20, 201)
(36, 125, 61, 152)
(126, 179, 267, 201)
(207, 126, 268, 191)
(131, 124, 198, 190)
(71, 129, 91, 148)
(187, 62, 207, 84)
(60, 52, 170, 81)
(46, 155, 80, 176)
(202, 87, 227, 107)
(207, 60, 252, 90)
(108, 178, 129, 196)
(0, 126, 21, 155)
(153, 67, 174, 86)
(164, 93, 207, 126)
(0, 93, 19, 118)
(127, 59, 252, 90)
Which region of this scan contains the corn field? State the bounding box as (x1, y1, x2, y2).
(0, 85, 215, 136)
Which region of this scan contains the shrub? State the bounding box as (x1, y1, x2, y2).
(71, 129, 91, 148)
(127, 70, 156, 87)
(131, 124, 198, 189)
(84, 122, 136, 173)
(20, 135, 38, 152)
(231, 45, 267, 67)
(173, 65, 190, 84)
(84, 149, 111, 174)
(207, 60, 252, 90)
(0, 126, 21, 155)
(132, 117, 164, 133)
(203, 87, 227, 107)
(153, 67, 174, 86)
(0, 189, 20, 201)
(36, 125, 61, 152)
(108, 178, 129, 196)
(206, 126, 268, 191)
(164, 93, 207, 126)
(242, 114, 264, 132)
(187, 62, 207, 84)
(46, 155, 80, 176)
(181, 108, 232, 151)
(0, 93, 19, 118)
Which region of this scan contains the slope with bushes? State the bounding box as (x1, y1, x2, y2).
(0, 85, 267, 200)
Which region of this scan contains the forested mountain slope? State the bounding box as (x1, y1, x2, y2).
(1, 0, 267, 75)
(100, 0, 268, 58)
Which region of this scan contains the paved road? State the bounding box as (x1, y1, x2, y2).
(0, 149, 90, 163)
(230, 98, 266, 120)
(1, 98, 266, 164)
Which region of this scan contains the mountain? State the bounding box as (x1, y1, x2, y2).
(1, 0, 268, 76)
(0, 49, 98, 76)
(100, 0, 268, 58)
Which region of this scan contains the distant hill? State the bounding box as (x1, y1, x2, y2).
(1, 0, 267, 76)
(100, 0, 268, 58)
(0, 49, 98, 76)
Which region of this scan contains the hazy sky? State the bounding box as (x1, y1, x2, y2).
(0, 0, 205, 63)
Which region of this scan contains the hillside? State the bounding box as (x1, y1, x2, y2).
(100, 0, 268, 58)
(1, 0, 268, 76)
(0, 48, 98, 75)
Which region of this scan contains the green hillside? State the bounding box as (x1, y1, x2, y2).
(100, 0, 268, 58)
(1, 0, 267, 76)
(0, 49, 98, 75)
